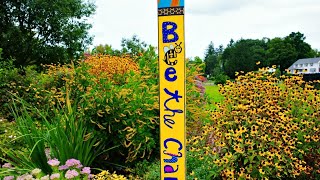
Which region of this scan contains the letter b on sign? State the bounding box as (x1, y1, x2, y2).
(162, 22, 179, 43)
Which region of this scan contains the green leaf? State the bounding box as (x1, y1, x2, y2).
(244, 158, 249, 165)
(249, 155, 255, 162)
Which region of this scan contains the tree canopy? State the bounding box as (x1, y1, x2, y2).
(204, 32, 318, 79)
(204, 42, 218, 76)
(0, 0, 95, 66)
(222, 39, 267, 78)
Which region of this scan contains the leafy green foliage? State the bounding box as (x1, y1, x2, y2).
(12, 48, 160, 169)
(2, 93, 103, 175)
(222, 39, 267, 78)
(0, 60, 39, 119)
(120, 35, 148, 58)
(285, 32, 314, 60)
(266, 37, 297, 72)
(199, 32, 316, 80)
(0, 0, 95, 66)
(91, 44, 121, 56)
(204, 42, 218, 76)
(266, 32, 315, 72)
(0, 118, 25, 167)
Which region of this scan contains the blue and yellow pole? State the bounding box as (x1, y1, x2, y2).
(158, 0, 186, 179)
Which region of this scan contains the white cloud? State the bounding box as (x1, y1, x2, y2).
(89, 0, 320, 58)
(187, 0, 254, 15)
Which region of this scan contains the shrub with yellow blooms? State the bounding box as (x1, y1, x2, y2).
(92, 170, 128, 180)
(25, 49, 160, 166)
(186, 62, 211, 137)
(83, 54, 139, 82)
(191, 68, 320, 179)
(1, 43, 216, 176)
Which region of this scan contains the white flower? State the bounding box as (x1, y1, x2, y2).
(31, 168, 42, 175)
(17, 174, 34, 180)
(40, 175, 50, 180)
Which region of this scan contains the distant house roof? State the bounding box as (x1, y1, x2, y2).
(288, 58, 320, 70)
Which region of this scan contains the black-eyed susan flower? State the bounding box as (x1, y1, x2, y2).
(259, 168, 266, 175)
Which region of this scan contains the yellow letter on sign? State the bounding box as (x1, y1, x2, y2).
(158, 0, 186, 179)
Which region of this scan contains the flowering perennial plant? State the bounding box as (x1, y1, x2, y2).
(1, 158, 93, 180)
(91, 170, 127, 180)
(188, 68, 320, 179)
(83, 54, 139, 82)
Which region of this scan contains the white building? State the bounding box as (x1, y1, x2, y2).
(288, 58, 320, 74)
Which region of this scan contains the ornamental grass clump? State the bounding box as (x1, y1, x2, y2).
(0, 91, 102, 177)
(191, 68, 320, 179)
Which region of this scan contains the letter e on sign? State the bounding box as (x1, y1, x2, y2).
(165, 67, 177, 82)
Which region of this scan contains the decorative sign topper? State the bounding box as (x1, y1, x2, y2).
(158, 0, 186, 180)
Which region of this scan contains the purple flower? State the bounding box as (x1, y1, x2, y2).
(48, 158, 60, 167)
(81, 167, 91, 175)
(65, 159, 81, 168)
(58, 165, 69, 170)
(2, 163, 12, 168)
(4, 176, 14, 180)
(50, 173, 60, 180)
(65, 169, 79, 179)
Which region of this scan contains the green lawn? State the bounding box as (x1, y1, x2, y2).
(205, 85, 224, 103)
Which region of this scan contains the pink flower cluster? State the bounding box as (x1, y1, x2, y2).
(2, 163, 12, 168)
(50, 173, 60, 179)
(65, 158, 82, 168)
(4, 176, 14, 180)
(65, 169, 79, 179)
(2, 158, 92, 179)
(195, 79, 205, 95)
(48, 158, 60, 167)
(47, 158, 91, 179)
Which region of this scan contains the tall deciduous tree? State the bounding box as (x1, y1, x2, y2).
(222, 39, 267, 79)
(266, 32, 314, 71)
(121, 35, 148, 57)
(266, 38, 297, 71)
(0, 0, 95, 66)
(285, 32, 313, 59)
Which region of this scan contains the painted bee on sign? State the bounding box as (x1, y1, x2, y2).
(163, 42, 182, 66)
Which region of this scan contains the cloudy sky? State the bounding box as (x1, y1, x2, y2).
(89, 0, 320, 59)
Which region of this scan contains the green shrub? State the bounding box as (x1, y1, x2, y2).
(0, 60, 39, 119)
(212, 73, 229, 84)
(1, 44, 210, 174)
(14, 48, 160, 169)
(0, 118, 24, 166)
